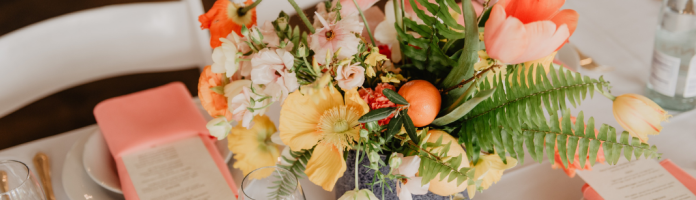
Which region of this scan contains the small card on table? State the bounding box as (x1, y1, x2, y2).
(577, 158, 696, 200)
(122, 136, 237, 200)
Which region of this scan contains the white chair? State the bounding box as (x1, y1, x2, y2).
(0, 0, 212, 118)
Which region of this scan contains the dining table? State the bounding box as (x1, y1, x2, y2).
(3, 0, 696, 199)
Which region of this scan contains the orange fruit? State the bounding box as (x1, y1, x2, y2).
(398, 80, 441, 127)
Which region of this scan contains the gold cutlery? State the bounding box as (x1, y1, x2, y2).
(33, 153, 55, 200)
(0, 170, 7, 200)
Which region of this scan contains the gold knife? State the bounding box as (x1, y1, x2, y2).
(0, 170, 8, 200)
(33, 153, 55, 200)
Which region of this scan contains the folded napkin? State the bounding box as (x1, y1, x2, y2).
(94, 82, 237, 200)
(582, 159, 696, 200)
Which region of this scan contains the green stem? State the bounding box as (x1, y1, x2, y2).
(240, 0, 262, 14)
(287, 0, 316, 34)
(352, 0, 376, 46)
(596, 88, 616, 101)
(354, 141, 361, 190)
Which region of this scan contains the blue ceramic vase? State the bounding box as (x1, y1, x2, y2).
(334, 151, 470, 200)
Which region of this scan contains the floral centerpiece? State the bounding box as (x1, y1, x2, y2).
(197, 0, 670, 199)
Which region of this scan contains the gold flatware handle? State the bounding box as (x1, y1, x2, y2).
(0, 171, 8, 193)
(33, 153, 55, 200)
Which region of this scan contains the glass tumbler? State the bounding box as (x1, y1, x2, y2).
(239, 166, 305, 200)
(0, 160, 46, 200)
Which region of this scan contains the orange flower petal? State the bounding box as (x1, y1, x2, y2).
(484, 5, 528, 64)
(504, 0, 565, 23)
(305, 142, 347, 191)
(509, 21, 568, 64)
(199, 0, 257, 48)
(198, 65, 231, 119)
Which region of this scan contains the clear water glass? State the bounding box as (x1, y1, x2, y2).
(646, 0, 696, 111)
(239, 166, 305, 200)
(0, 160, 46, 200)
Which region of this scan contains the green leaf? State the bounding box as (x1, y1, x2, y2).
(402, 44, 428, 61)
(408, 0, 436, 24)
(440, 0, 478, 103)
(396, 24, 429, 48)
(477, 6, 493, 27)
(383, 89, 409, 105)
(567, 136, 579, 165)
(402, 109, 420, 144)
(589, 140, 601, 166)
(358, 107, 397, 123)
(385, 115, 404, 142)
(578, 138, 590, 167)
(403, 18, 432, 36)
(432, 87, 496, 126)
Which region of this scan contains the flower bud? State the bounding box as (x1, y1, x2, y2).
(389, 153, 402, 170)
(368, 151, 380, 163)
(612, 94, 670, 142)
(360, 129, 369, 139)
(366, 121, 380, 132)
(206, 117, 232, 140)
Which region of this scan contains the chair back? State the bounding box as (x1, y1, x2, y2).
(0, 0, 212, 117)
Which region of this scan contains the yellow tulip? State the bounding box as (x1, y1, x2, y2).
(425, 130, 470, 196)
(612, 94, 669, 143)
(468, 154, 517, 198)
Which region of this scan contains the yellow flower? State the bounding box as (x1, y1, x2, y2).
(380, 73, 406, 83)
(467, 154, 517, 198)
(613, 94, 669, 143)
(300, 73, 335, 104)
(279, 86, 369, 191)
(366, 66, 376, 78)
(365, 47, 388, 67)
(226, 1, 255, 27)
(228, 115, 281, 179)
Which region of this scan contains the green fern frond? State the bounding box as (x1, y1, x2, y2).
(406, 135, 472, 187)
(268, 149, 312, 200)
(278, 149, 312, 179)
(457, 64, 611, 163)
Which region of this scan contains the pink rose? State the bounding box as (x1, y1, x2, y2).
(250, 48, 299, 101)
(335, 63, 365, 90)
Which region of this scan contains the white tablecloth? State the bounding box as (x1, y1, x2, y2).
(3, 0, 695, 199)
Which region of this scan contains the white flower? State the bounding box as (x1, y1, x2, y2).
(224, 79, 252, 112)
(393, 154, 429, 200)
(310, 13, 363, 64)
(229, 86, 271, 128)
(206, 117, 232, 140)
(374, 0, 403, 62)
(337, 189, 380, 200)
(250, 48, 299, 101)
(212, 33, 252, 77)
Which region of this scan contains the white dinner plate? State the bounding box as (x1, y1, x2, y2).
(62, 131, 125, 200)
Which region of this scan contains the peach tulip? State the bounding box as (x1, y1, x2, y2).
(613, 94, 669, 143)
(484, 0, 578, 64)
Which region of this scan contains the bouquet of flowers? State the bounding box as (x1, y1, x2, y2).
(197, 0, 670, 199)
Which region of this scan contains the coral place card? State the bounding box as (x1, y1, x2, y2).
(577, 158, 696, 200)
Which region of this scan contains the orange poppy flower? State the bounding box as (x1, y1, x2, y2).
(198, 65, 232, 120)
(199, 0, 258, 48)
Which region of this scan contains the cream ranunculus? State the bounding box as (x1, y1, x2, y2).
(335, 62, 366, 90)
(612, 94, 669, 143)
(212, 33, 251, 78)
(206, 117, 232, 140)
(337, 189, 379, 200)
(250, 48, 299, 101)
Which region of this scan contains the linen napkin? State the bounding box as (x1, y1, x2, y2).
(94, 82, 237, 200)
(582, 159, 696, 200)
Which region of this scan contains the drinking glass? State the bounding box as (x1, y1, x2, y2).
(239, 166, 305, 200)
(0, 160, 46, 200)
